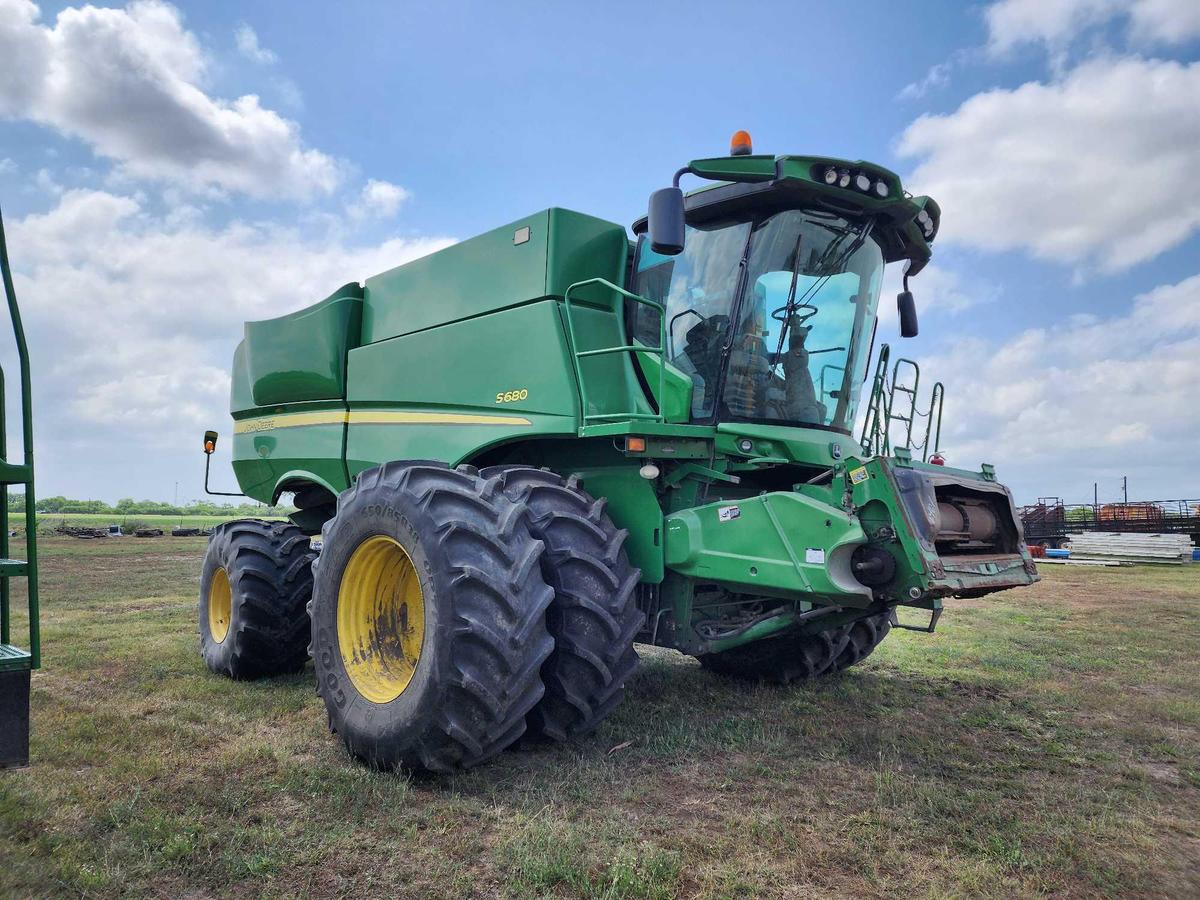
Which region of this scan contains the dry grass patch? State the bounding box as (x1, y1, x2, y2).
(0, 539, 1197, 897)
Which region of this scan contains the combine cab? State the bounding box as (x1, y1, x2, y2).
(198, 134, 1038, 771)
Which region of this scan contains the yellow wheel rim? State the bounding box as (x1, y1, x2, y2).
(208, 566, 232, 644)
(337, 535, 426, 704)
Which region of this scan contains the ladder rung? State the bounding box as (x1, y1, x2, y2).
(0, 559, 28, 576)
(0, 462, 31, 484)
(0, 643, 31, 672)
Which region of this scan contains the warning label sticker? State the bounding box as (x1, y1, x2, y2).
(718, 505, 741, 522)
(849, 466, 870, 485)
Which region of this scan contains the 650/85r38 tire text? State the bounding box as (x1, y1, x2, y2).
(309, 461, 555, 773)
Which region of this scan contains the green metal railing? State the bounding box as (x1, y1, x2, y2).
(859, 344, 944, 463)
(562, 277, 667, 426)
(0, 204, 39, 670)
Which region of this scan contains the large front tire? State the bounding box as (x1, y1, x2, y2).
(310, 461, 555, 772)
(483, 467, 643, 742)
(199, 519, 315, 679)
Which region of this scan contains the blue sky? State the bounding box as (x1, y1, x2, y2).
(1, 0, 1198, 506)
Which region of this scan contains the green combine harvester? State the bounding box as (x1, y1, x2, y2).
(200, 133, 1038, 772)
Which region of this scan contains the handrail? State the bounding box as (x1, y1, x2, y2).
(859, 344, 947, 464)
(0, 203, 39, 668)
(922, 382, 945, 461)
(889, 358, 920, 449)
(562, 277, 667, 426)
(860, 343, 891, 456)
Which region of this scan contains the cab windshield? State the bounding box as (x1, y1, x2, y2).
(631, 209, 884, 432)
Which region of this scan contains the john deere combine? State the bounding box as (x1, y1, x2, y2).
(200, 134, 1037, 772)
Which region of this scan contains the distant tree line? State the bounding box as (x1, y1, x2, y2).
(6, 493, 293, 517)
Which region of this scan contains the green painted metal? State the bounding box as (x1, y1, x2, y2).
(631, 347, 693, 423)
(219, 152, 1037, 661)
(361, 208, 627, 344)
(245, 283, 362, 407)
(0, 642, 31, 673)
(563, 278, 665, 424)
(665, 492, 872, 604)
(0, 204, 39, 670)
(860, 346, 947, 463)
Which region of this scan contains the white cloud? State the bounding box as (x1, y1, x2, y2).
(898, 60, 954, 101)
(3, 189, 454, 498)
(1127, 0, 1200, 42)
(234, 23, 276, 65)
(33, 166, 61, 195)
(880, 263, 993, 329)
(350, 179, 411, 219)
(0, 0, 338, 198)
(910, 272, 1200, 501)
(985, 0, 1200, 55)
(898, 57, 1200, 273)
(0, 158, 16, 175)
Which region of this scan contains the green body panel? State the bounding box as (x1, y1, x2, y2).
(361, 208, 627, 343)
(244, 283, 362, 407)
(539, 451, 666, 583)
(231, 400, 350, 503)
(231, 208, 653, 503)
(665, 491, 872, 604)
(633, 349, 693, 423)
(348, 300, 579, 418)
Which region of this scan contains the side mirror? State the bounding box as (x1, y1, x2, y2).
(203, 430, 218, 455)
(897, 291, 919, 338)
(647, 187, 685, 256)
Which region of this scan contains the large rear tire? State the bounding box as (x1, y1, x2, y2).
(199, 519, 315, 679)
(698, 612, 892, 684)
(483, 466, 643, 741)
(309, 461, 555, 772)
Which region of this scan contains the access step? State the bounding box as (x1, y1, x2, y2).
(0, 559, 27, 576)
(0, 461, 31, 485)
(0, 645, 31, 768)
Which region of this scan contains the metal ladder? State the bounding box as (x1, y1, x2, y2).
(860, 344, 944, 462)
(0, 204, 40, 768)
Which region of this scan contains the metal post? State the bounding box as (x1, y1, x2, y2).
(1123, 476, 1128, 506)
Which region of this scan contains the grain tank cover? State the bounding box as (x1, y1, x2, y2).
(243, 282, 363, 406)
(360, 208, 628, 344)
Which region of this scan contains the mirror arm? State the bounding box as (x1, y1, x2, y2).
(202, 432, 246, 497)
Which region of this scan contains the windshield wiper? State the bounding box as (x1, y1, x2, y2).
(769, 218, 876, 368)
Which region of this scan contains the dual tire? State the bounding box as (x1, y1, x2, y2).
(305, 462, 639, 772)
(199, 519, 315, 679)
(199, 464, 639, 772)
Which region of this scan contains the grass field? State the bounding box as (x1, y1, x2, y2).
(10, 512, 287, 532)
(1, 537, 1198, 898)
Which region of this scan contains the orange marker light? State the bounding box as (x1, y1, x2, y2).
(730, 130, 753, 156)
(627, 437, 647, 452)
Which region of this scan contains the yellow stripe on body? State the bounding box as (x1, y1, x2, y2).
(233, 410, 532, 434)
(348, 411, 533, 426)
